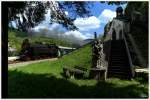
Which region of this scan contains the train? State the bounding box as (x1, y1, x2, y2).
(19, 39, 76, 61)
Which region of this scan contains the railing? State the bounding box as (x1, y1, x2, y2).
(123, 33, 135, 77)
(107, 39, 111, 67)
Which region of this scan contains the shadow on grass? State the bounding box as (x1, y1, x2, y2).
(8, 70, 148, 98)
(134, 72, 149, 84)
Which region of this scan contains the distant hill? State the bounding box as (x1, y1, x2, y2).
(81, 35, 103, 46)
(80, 39, 94, 46)
(8, 29, 79, 52)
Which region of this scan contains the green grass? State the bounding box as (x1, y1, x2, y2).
(8, 69, 148, 98)
(8, 44, 148, 98)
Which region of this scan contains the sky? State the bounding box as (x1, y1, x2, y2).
(11, 2, 127, 41)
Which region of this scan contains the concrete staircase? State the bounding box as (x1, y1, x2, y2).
(107, 40, 132, 79)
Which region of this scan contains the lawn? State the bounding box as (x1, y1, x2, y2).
(8, 44, 148, 98)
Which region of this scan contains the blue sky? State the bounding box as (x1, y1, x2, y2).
(11, 2, 127, 40)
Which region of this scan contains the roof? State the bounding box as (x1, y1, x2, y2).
(58, 46, 76, 49)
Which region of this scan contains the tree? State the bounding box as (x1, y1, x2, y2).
(7, 1, 126, 32)
(8, 2, 47, 31)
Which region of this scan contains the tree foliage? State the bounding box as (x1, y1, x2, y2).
(8, 2, 47, 31)
(7, 1, 92, 31)
(7, 1, 126, 32)
(100, 1, 127, 5)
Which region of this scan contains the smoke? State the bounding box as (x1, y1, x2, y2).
(27, 7, 87, 46)
(28, 24, 85, 46)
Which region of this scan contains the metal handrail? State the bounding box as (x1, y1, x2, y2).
(123, 33, 135, 77)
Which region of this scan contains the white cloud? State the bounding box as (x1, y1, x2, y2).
(32, 24, 47, 32)
(9, 21, 17, 29)
(65, 11, 69, 16)
(45, 9, 51, 21)
(99, 9, 116, 24)
(64, 30, 87, 40)
(84, 33, 94, 39)
(49, 23, 60, 30)
(74, 16, 100, 31)
(31, 23, 92, 41)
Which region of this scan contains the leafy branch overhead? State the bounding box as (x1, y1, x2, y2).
(8, 1, 91, 31)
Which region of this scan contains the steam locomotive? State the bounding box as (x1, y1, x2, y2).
(19, 39, 75, 61)
(19, 39, 60, 61)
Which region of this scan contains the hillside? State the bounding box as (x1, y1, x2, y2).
(60, 43, 92, 69)
(8, 29, 78, 52)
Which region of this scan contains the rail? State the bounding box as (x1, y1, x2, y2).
(100, 34, 112, 75)
(107, 39, 111, 68)
(123, 33, 135, 77)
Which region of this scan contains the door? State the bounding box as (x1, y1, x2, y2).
(112, 29, 116, 40)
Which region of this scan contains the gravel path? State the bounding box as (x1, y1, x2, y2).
(8, 58, 58, 69)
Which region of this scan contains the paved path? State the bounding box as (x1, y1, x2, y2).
(8, 58, 58, 69)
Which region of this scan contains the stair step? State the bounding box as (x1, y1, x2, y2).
(108, 66, 130, 69)
(111, 53, 126, 55)
(111, 57, 127, 59)
(111, 57, 126, 59)
(110, 62, 128, 65)
(111, 54, 126, 56)
(109, 65, 130, 67)
(110, 61, 127, 63)
(111, 51, 125, 53)
(108, 69, 130, 73)
(111, 52, 125, 54)
(110, 64, 129, 66)
(107, 74, 131, 79)
(107, 72, 131, 77)
(110, 61, 128, 66)
(110, 58, 128, 60)
(111, 51, 126, 53)
(110, 61, 128, 63)
(110, 59, 127, 61)
(109, 63, 130, 68)
(108, 68, 131, 72)
(109, 63, 128, 65)
(111, 56, 126, 58)
(110, 59, 128, 62)
(108, 67, 130, 70)
(107, 71, 130, 75)
(111, 47, 124, 49)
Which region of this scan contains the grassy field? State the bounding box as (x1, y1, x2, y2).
(8, 44, 148, 98)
